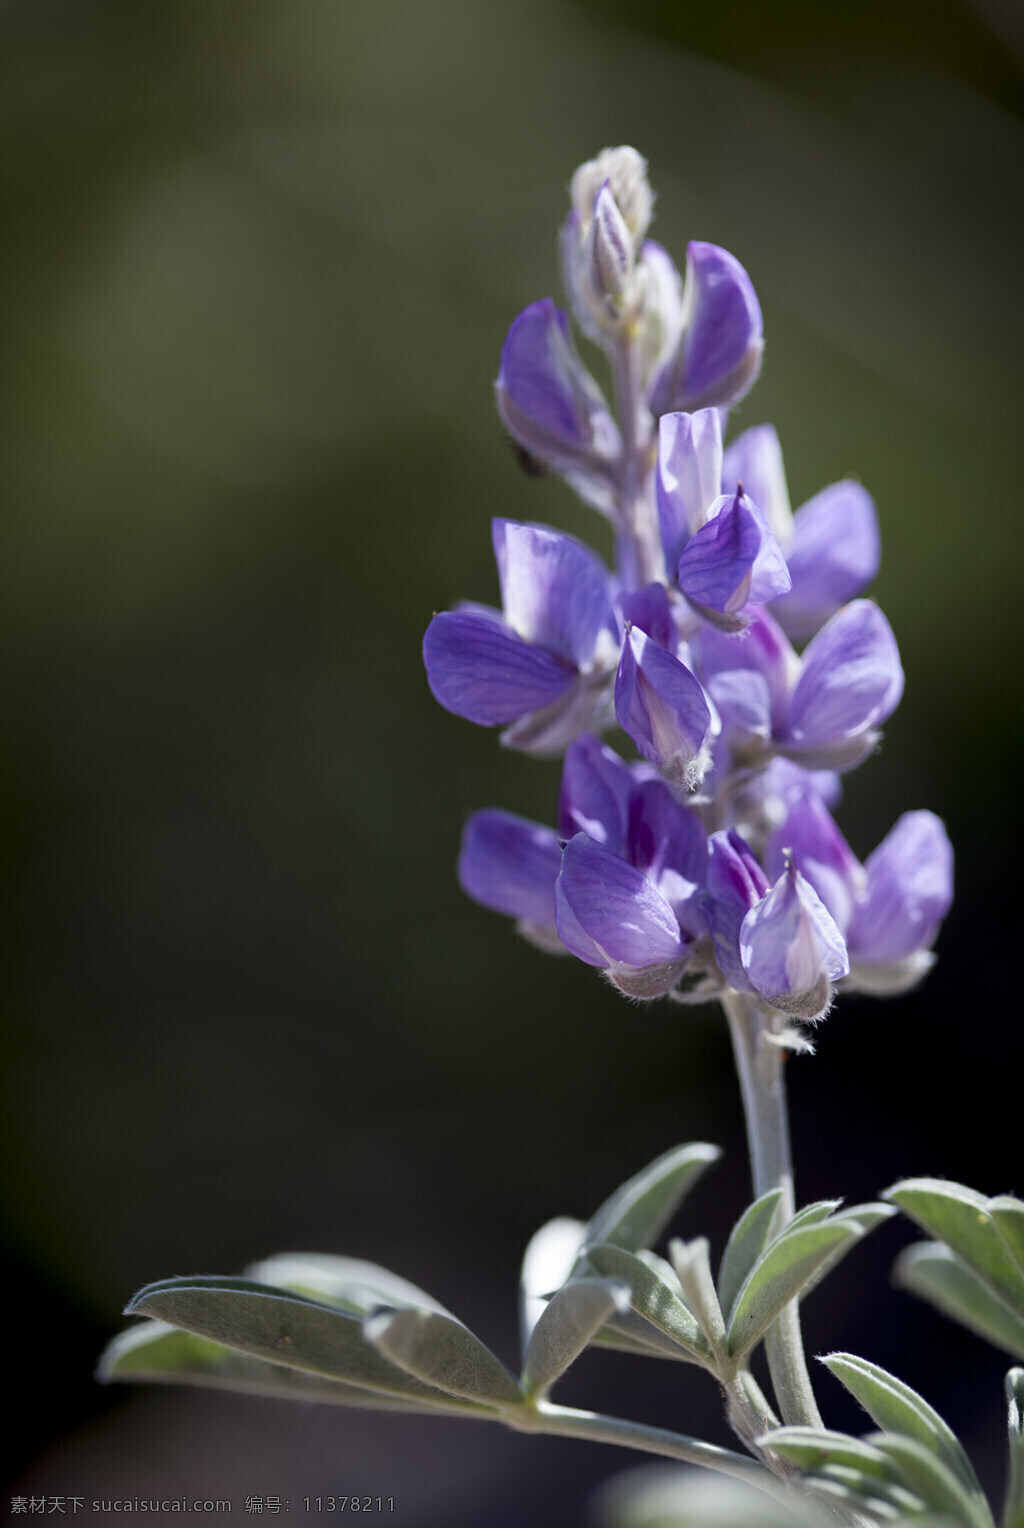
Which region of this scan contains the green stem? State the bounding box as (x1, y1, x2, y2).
(722, 991, 824, 1429)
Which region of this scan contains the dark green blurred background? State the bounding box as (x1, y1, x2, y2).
(3, 0, 1022, 1521)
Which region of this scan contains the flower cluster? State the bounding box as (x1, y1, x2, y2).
(423, 147, 951, 1026)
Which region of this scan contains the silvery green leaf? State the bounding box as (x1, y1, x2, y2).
(584, 1242, 712, 1362)
(519, 1216, 586, 1357)
(125, 1278, 490, 1408)
(582, 1142, 721, 1255)
(763, 1424, 898, 1480)
(522, 1276, 629, 1396)
(785, 1199, 844, 1232)
(992, 1201, 1024, 1278)
(669, 1238, 726, 1353)
(593, 1462, 834, 1528)
(589, 1308, 706, 1362)
(97, 1320, 488, 1414)
(869, 1432, 996, 1528)
(243, 1254, 450, 1317)
(363, 1307, 523, 1407)
(820, 1353, 983, 1498)
(717, 1190, 785, 1325)
(726, 1219, 864, 1360)
(1005, 1368, 1024, 1528)
(886, 1181, 1024, 1320)
(895, 1243, 1024, 1361)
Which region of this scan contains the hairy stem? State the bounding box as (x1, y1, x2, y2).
(722, 990, 824, 1429)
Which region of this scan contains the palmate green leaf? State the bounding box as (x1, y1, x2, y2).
(521, 1277, 629, 1397)
(97, 1320, 489, 1414)
(243, 1254, 451, 1317)
(726, 1207, 888, 1361)
(1005, 1368, 1024, 1528)
(125, 1278, 497, 1411)
(716, 1190, 785, 1325)
(820, 1353, 984, 1502)
(581, 1143, 721, 1256)
(895, 1243, 1024, 1361)
(363, 1307, 523, 1408)
(584, 1242, 712, 1363)
(886, 1181, 1024, 1321)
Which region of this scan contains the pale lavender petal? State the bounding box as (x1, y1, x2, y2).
(615, 626, 715, 789)
(704, 669, 773, 743)
(765, 790, 865, 934)
(423, 608, 574, 724)
(495, 299, 620, 472)
(650, 243, 763, 414)
(740, 861, 849, 1020)
(848, 811, 953, 965)
(772, 482, 880, 640)
(677, 492, 791, 615)
(782, 600, 904, 766)
(493, 519, 617, 666)
(704, 829, 770, 991)
(637, 240, 685, 394)
(722, 424, 793, 548)
(656, 409, 723, 568)
(556, 834, 686, 968)
(557, 733, 637, 855)
(458, 810, 562, 930)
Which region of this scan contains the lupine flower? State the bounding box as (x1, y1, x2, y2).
(722, 423, 881, 641)
(765, 790, 954, 995)
(739, 855, 849, 1021)
(423, 519, 620, 754)
(648, 242, 764, 416)
(614, 625, 717, 790)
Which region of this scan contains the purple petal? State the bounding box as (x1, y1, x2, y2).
(627, 780, 708, 934)
(615, 626, 715, 789)
(772, 482, 881, 641)
(704, 829, 770, 991)
(740, 861, 849, 1020)
(705, 669, 773, 743)
(722, 424, 793, 548)
(557, 733, 638, 855)
(765, 789, 865, 934)
(782, 601, 904, 768)
(423, 608, 575, 725)
(848, 811, 953, 965)
(495, 299, 620, 471)
(650, 243, 763, 414)
(618, 582, 677, 652)
(697, 608, 797, 731)
(493, 519, 617, 667)
(656, 409, 723, 569)
(457, 810, 562, 931)
(555, 834, 686, 969)
(677, 491, 791, 615)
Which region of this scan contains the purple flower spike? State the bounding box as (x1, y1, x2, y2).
(676, 490, 791, 622)
(846, 812, 953, 992)
(458, 810, 564, 951)
(780, 600, 904, 771)
(495, 299, 621, 489)
(722, 424, 793, 548)
(656, 409, 723, 571)
(650, 242, 763, 415)
(771, 481, 881, 641)
(555, 834, 690, 999)
(615, 626, 716, 790)
(740, 858, 849, 1020)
